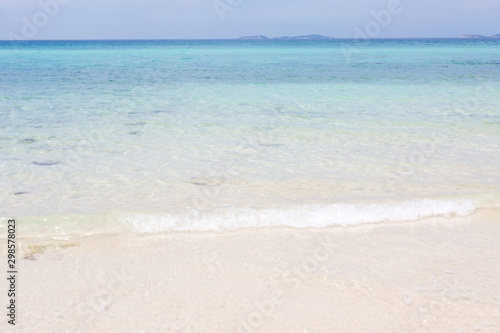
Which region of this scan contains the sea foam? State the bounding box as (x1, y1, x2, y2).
(119, 198, 476, 233)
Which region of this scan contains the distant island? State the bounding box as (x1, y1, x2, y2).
(238, 34, 334, 40)
(460, 34, 500, 39)
(239, 34, 500, 40)
(238, 34, 499, 40)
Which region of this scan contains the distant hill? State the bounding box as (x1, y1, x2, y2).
(238, 34, 334, 40)
(460, 35, 488, 39)
(460, 34, 500, 38)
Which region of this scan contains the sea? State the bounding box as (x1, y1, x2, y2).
(1, 39, 499, 236)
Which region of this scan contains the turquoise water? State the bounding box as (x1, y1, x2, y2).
(1, 39, 500, 232)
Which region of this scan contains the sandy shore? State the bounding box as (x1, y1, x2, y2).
(2, 209, 500, 332)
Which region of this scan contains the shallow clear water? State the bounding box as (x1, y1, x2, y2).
(1, 39, 499, 232)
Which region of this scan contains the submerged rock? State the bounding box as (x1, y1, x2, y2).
(32, 161, 60, 166)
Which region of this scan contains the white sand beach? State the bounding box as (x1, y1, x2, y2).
(3, 208, 499, 332)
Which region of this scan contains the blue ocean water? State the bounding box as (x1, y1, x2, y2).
(1, 39, 499, 232)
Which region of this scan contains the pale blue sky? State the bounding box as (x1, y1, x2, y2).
(1, 0, 499, 40)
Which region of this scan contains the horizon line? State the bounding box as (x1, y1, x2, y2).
(2, 36, 499, 42)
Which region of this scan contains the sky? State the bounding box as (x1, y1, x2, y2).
(1, 0, 499, 40)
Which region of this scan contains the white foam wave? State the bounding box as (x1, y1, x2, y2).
(118, 198, 476, 233)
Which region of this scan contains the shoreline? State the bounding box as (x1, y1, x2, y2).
(2, 209, 499, 332)
(4, 192, 499, 239)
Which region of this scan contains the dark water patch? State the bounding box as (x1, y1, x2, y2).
(32, 161, 60, 166)
(152, 110, 174, 114)
(126, 121, 147, 127)
(484, 121, 500, 126)
(14, 191, 29, 196)
(129, 131, 142, 135)
(19, 138, 37, 144)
